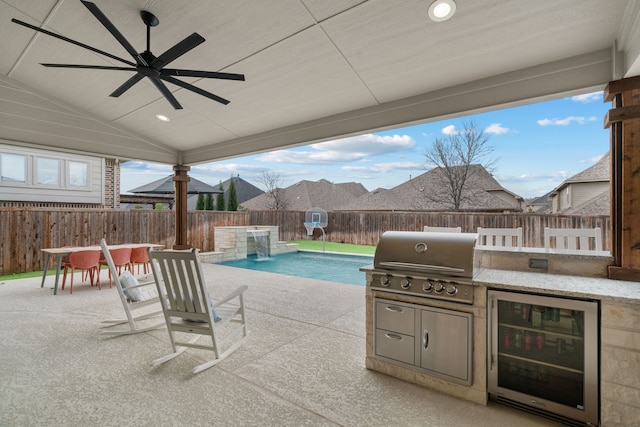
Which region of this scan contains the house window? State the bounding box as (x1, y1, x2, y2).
(68, 161, 89, 188)
(1, 153, 27, 183)
(36, 157, 60, 185)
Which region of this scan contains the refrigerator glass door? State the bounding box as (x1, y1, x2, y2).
(488, 290, 598, 425)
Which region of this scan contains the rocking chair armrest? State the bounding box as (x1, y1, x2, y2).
(126, 278, 155, 289)
(212, 285, 248, 308)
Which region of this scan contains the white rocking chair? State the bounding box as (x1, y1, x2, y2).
(148, 248, 248, 374)
(99, 239, 165, 336)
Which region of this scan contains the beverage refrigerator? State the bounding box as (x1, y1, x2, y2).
(487, 290, 599, 426)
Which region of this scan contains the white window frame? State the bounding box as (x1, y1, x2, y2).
(36, 157, 61, 186)
(0, 152, 28, 184)
(67, 160, 90, 189)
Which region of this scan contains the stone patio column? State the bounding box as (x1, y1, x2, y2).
(173, 164, 191, 250)
(604, 75, 640, 281)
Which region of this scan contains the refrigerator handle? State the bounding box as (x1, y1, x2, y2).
(488, 296, 494, 371)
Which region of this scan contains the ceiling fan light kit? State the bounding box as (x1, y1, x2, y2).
(11, 0, 244, 110)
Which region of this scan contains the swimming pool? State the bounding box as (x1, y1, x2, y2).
(217, 251, 373, 286)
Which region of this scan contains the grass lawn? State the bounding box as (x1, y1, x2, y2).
(0, 270, 54, 282)
(289, 239, 375, 255)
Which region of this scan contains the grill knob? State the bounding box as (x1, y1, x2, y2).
(433, 282, 446, 294)
(423, 281, 434, 292)
(446, 284, 458, 295)
(400, 278, 411, 289)
(379, 276, 391, 287)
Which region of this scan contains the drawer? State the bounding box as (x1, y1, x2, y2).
(375, 329, 415, 365)
(376, 301, 415, 335)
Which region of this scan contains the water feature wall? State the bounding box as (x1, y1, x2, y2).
(248, 229, 270, 259)
(210, 226, 297, 262)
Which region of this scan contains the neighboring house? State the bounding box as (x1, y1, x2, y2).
(525, 192, 553, 213)
(0, 142, 120, 208)
(242, 179, 369, 211)
(337, 164, 523, 212)
(550, 152, 610, 215)
(188, 175, 264, 210)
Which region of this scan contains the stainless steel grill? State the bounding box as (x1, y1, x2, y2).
(369, 231, 477, 304)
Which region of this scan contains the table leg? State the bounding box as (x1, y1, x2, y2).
(53, 255, 64, 296)
(40, 254, 51, 289)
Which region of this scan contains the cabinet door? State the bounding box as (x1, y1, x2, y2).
(420, 308, 471, 383)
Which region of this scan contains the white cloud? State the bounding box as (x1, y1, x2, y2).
(342, 161, 424, 173)
(571, 92, 602, 103)
(121, 161, 172, 174)
(441, 125, 458, 135)
(311, 134, 415, 154)
(484, 123, 510, 134)
(258, 134, 416, 165)
(537, 116, 597, 126)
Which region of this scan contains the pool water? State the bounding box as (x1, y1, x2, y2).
(217, 251, 373, 286)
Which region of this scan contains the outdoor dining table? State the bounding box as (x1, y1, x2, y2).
(40, 243, 163, 295)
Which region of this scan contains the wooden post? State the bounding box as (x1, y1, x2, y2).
(604, 75, 640, 281)
(173, 165, 191, 250)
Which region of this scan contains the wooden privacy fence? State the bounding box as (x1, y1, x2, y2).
(0, 208, 610, 274)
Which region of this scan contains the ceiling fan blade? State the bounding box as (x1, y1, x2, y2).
(152, 33, 205, 69)
(110, 73, 145, 98)
(160, 75, 230, 105)
(80, 1, 147, 66)
(41, 64, 136, 72)
(161, 69, 245, 81)
(11, 18, 136, 67)
(149, 77, 183, 109)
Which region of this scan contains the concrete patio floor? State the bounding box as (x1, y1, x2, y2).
(0, 263, 561, 426)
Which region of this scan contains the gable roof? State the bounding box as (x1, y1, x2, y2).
(187, 176, 264, 210)
(337, 164, 522, 211)
(562, 189, 610, 216)
(557, 152, 610, 189)
(242, 179, 368, 211)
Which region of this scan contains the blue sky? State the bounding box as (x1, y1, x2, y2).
(121, 91, 610, 199)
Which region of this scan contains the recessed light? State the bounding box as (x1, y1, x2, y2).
(156, 114, 170, 122)
(428, 0, 456, 22)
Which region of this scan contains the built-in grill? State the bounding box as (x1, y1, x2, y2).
(369, 231, 477, 304)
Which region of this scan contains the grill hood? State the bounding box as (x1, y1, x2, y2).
(373, 231, 477, 279)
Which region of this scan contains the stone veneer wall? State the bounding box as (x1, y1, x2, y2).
(600, 301, 640, 425)
(212, 226, 297, 262)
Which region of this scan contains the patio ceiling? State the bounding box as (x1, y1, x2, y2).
(1, 0, 639, 166)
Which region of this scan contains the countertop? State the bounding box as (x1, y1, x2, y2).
(473, 268, 640, 305)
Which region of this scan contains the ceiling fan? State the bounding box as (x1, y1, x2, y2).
(11, 0, 245, 110)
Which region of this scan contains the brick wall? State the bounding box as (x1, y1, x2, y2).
(104, 159, 120, 209)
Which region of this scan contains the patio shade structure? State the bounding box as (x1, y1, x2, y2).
(128, 175, 222, 195)
(2, 0, 640, 276)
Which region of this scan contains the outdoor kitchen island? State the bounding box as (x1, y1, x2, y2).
(362, 242, 640, 426)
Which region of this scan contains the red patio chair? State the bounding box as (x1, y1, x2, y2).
(61, 250, 101, 294)
(99, 247, 132, 288)
(129, 246, 150, 275)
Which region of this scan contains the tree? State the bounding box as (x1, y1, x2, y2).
(204, 193, 214, 210)
(227, 178, 239, 211)
(422, 120, 496, 211)
(216, 181, 225, 211)
(257, 170, 289, 210)
(195, 193, 205, 210)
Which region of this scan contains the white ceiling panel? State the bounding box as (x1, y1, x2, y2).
(0, 0, 638, 167)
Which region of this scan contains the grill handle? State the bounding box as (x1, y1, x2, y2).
(423, 329, 429, 350)
(378, 262, 466, 274)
